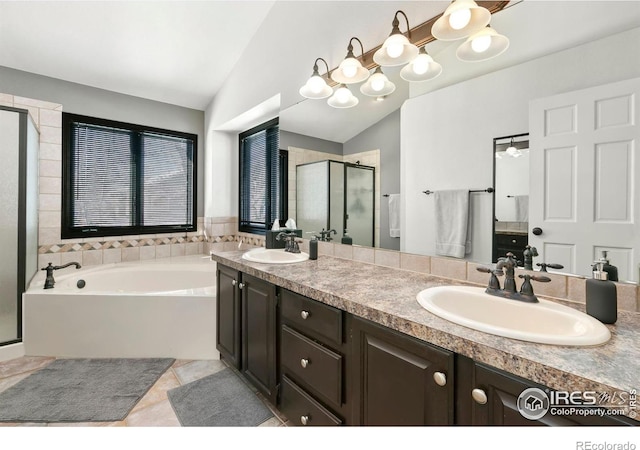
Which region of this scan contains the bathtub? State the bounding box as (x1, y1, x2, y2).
(23, 255, 218, 359)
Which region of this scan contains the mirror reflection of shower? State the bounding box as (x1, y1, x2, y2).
(296, 160, 375, 246)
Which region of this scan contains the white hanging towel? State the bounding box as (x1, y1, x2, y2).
(434, 189, 471, 259)
(514, 195, 529, 222)
(388, 194, 401, 238)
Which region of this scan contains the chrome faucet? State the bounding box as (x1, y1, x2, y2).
(477, 252, 550, 303)
(41, 261, 82, 289)
(276, 231, 301, 253)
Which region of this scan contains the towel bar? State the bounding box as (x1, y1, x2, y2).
(422, 187, 494, 195)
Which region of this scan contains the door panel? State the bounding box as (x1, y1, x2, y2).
(529, 77, 640, 281)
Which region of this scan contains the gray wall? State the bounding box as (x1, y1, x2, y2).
(280, 129, 342, 155)
(0, 66, 205, 215)
(344, 109, 401, 251)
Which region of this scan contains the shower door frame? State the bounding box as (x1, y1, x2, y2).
(343, 162, 375, 248)
(0, 106, 29, 347)
(295, 160, 375, 247)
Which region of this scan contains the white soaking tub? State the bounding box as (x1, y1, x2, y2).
(23, 255, 218, 359)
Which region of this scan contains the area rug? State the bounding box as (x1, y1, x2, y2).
(0, 358, 174, 422)
(168, 368, 274, 426)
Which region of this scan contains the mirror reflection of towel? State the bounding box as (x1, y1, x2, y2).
(514, 195, 529, 222)
(388, 194, 400, 238)
(434, 190, 471, 259)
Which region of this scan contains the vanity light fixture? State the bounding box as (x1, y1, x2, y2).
(299, 58, 333, 99)
(456, 25, 509, 62)
(299, 2, 510, 106)
(505, 137, 522, 158)
(400, 46, 443, 82)
(360, 67, 396, 97)
(328, 84, 359, 109)
(373, 10, 419, 67)
(431, 0, 492, 41)
(331, 37, 370, 84)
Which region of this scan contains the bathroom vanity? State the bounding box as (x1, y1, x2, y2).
(213, 250, 639, 426)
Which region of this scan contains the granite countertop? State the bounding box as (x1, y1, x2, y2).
(211, 250, 640, 419)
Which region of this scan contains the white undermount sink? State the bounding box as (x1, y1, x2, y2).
(242, 248, 309, 264)
(416, 286, 611, 346)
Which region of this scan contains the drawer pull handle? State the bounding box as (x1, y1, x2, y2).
(300, 310, 310, 320)
(231, 279, 237, 286)
(300, 415, 310, 426)
(511, 239, 517, 244)
(472, 388, 488, 405)
(238, 283, 244, 290)
(433, 371, 447, 386)
(300, 358, 310, 369)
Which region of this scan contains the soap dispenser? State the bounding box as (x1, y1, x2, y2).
(586, 261, 617, 324)
(592, 251, 619, 282)
(309, 235, 318, 260)
(341, 229, 353, 245)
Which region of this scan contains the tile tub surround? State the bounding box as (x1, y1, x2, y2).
(37, 216, 241, 268)
(211, 250, 640, 420)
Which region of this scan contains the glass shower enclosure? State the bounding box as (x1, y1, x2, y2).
(296, 160, 374, 246)
(0, 107, 39, 347)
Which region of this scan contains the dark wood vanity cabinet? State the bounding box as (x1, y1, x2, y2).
(216, 265, 242, 369)
(457, 356, 638, 426)
(216, 263, 638, 427)
(216, 265, 278, 405)
(241, 273, 278, 405)
(494, 232, 528, 264)
(278, 289, 348, 426)
(350, 316, 455, 426)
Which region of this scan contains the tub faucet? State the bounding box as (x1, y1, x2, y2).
(41, 261, 81, 289)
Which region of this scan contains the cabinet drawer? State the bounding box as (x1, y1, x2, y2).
(495, 233, 528, 247)
(281, 289, 342, 346)
(280, 375, 342, 426)
(281, 325, 342, 407)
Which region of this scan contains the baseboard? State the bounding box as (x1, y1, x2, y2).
(0, 342, 25, 362)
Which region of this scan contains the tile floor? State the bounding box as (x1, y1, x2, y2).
(0, 356, 289, 427)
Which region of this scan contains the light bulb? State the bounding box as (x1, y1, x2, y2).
(370, 75, 385, 92)
(449, 8, 471, 30)
(384, 34, 407, 59)
(306, 75, 325, 94)
(506, 145, 517, 156)
(471, 34, 492, 53)
(411, 54, 431, 75)
(341, 59, 358, 78)
(335, 86, 351, 104)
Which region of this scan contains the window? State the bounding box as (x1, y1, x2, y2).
(239, 118, 287, 233)
(62, 113, 197, 239)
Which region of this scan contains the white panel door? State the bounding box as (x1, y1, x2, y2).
(529, 77, 640, 282)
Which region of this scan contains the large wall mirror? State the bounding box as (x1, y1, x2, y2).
(278, 2, 640, 283)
